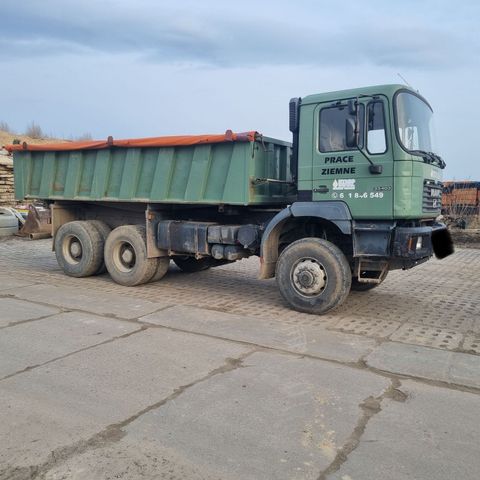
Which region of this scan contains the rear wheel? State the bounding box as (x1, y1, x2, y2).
(104, 225, 157, 286)
(276, 238, 351, 314)
(151, 257, 170, 282)
(86, 220, 111, 274)
(173, 256, 212, 273)
(55, 221, 104, 277)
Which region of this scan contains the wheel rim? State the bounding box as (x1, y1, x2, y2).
(112, 241, 137, 273)
(62, 235, 83, 265)
(291, 257, 327, 296)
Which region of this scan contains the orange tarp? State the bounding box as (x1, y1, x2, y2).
(4, 130, 258, 153)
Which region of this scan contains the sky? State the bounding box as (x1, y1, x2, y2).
(1, 0, 479, 179)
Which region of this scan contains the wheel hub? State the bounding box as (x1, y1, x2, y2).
(298, 270, 315, 288)
(121, 247, 134, 264)
(292, 259, 326, 296)
(62, 235, 83, 265)
(112, 242, 137, 272)
(69, 240, 82, 258)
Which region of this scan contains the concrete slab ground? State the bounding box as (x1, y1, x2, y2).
(0, 297, 60, 327)
(141, 305, 377, 363)
(0, 238, 479, 479)
(0, 328, 250, 476)
(43, 351, 390, 480)
(329, 380, 480, 480)
(0, 275, 36, 292)
(0, 311, 139, 378)
(366, 341, 480, 389)
(5, 283, 169, 319)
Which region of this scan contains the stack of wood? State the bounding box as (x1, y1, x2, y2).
(0, 150, 15, 206)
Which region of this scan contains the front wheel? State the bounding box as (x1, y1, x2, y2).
(275, 238, 351, 315)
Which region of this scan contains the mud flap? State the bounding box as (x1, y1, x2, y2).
(432, 227, 454, 259)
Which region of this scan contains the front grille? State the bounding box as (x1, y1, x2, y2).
(423, 180, 442, 212)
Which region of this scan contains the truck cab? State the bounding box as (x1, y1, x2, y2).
(295, 84, 443, 220)
(259, 84, 452, 310)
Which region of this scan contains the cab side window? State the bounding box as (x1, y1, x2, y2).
(319, 105, 364, 153)
(367, 101, 387, 154)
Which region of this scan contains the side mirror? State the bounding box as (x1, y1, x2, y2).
(289, 97, 301, 133)
(345, 118, 357, 148)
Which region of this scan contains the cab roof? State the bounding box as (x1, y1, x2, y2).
(301, 84, 420, 106)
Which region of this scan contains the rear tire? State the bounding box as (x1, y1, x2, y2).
(55, 221, 104, 277)
(104, 225, 157, 286)
(151, 257, 170, 282)
(276, 238, 351, 315)
(173, 256, 212, 273)
(87, 220, 111, 274)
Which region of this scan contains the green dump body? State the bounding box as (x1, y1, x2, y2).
(13, 136, 293, 206)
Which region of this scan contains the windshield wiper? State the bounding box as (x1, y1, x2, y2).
(427, 152, 446, 169)
(413, 150, 446, 170)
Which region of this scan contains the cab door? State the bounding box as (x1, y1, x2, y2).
(311, 97, 394, 220)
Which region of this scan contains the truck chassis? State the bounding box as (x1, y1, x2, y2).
(49, 200, 451, 314)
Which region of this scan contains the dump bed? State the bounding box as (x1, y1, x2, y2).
(8, 131, 294, 206)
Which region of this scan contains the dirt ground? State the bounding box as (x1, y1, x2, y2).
(450, 228, 480, 249)
(0, 129, 67, 149)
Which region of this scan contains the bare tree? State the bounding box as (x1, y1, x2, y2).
(0, 121, 12, 133)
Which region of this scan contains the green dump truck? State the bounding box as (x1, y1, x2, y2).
(8, 84, 453, 314)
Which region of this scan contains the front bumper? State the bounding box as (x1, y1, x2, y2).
(392, 222, 454, 262)
(353, 221, 454, 272)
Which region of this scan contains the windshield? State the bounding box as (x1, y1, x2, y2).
(395, 92, 437, 153)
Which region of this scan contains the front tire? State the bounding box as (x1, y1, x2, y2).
(276, 238, 351, 314)
(104, 225, 157, 286)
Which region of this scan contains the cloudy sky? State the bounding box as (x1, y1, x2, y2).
(1, 0, 479, 179)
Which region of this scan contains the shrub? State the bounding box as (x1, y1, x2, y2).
(25, 121, 43, 139)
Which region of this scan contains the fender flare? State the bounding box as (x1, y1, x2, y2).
(259, 201, 352, 279)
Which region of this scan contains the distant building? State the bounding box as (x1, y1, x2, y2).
(443, 181, 480, 216)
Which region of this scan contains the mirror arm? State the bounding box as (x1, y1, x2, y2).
(353, 96, 383, 175)
(356, 146, 382, 174)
